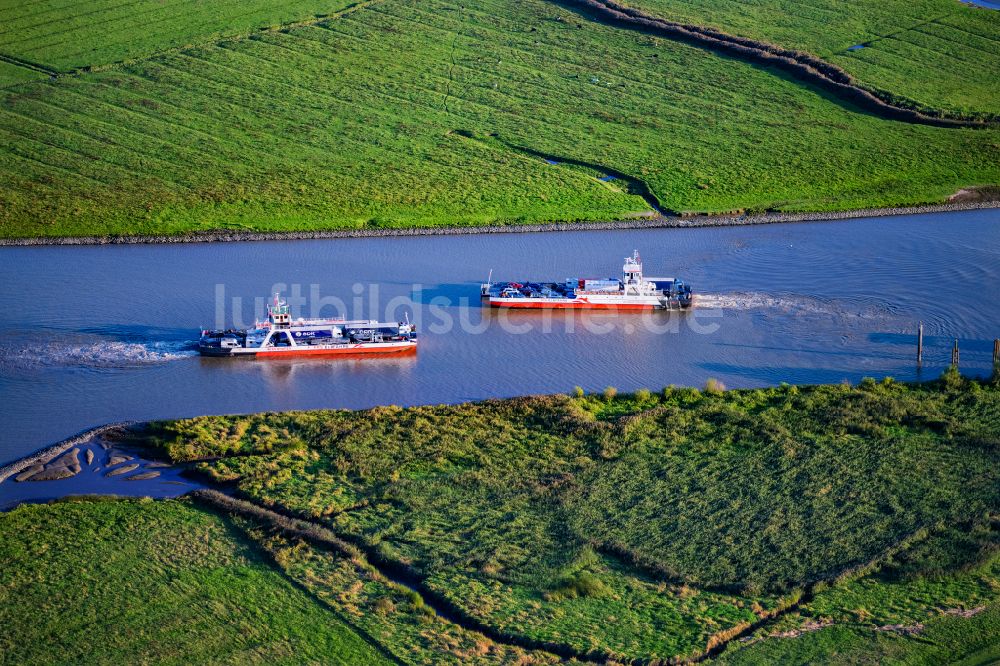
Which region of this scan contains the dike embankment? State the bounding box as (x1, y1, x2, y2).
(2, 199, 997, 247)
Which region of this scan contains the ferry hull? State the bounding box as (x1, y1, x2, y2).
(255, 343, 416, 358)
(200, 341, 417, 358)
(489, 298, 660, 310)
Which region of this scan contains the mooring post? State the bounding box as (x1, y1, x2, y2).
(994, 338, 999, 367)
(916, 322, 923, 367)
(952, 338, 960, 367)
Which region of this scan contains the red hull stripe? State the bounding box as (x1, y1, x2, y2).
(254, 345, 416, 358)
(490, 301, 656, 310)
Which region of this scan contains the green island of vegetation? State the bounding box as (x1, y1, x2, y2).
(4, 372, 997, 663)
(0, 0, 998, 239)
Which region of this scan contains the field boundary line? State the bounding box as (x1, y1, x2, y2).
(0, 0, 152, 42)
(189, 488, 608, 664)
(0, 119, 138, 187)
(871, 30, 983, 70)
(933, 16, 1000, 46)
(185, 480, 944, 663)
(854, 12, 954, 49)
(67, 0, 384, 76)
(902, 24, 1000, 65)
(40, 86, 241, 173)
(199, 492, 410, 666)
(0, 0, 386, 79)
(20, 97, 202, 193)
(1, 142, 118, 189)
(551, 0, 998, 126)
(0, 51, 57, 77)
(157, 50, 468, 161)
(0, 0, 204, 54)
(0, 106, 180, 186)
(381, 1, 752, 120)
(913, 22, 1000, 60)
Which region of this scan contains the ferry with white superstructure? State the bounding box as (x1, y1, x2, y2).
(482, 251, 693, 310)
(198, 294, 417, 358)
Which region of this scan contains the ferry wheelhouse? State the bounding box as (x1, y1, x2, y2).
(198, 295, 417, 358)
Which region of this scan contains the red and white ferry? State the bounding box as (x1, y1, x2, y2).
(483, 251, 693, 311)
(198, 294, 416, 358)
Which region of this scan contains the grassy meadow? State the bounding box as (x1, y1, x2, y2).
(227, 510, 558, 664)
(0, 0, 998, 239)
(130, 373, 1000, 663)
(0, 497, 394, 665)
(718, 524, 1000, 663)
(718, 606, 1000, 665)
(627, 0, 1000, 119)
(0, 0, 360, 72)
(0, 58, 46, 88)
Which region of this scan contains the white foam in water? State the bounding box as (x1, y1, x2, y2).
(0, 339, 197, 369)
(694, 292, 893, 320)
(695, 292, 828, 311)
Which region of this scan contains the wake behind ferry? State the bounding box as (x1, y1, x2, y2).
(483, 251, 693, 310)
(199, 294, 417, 358)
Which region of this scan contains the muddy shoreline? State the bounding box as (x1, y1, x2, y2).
(0, 424, 206, 511)
(0, 422, 137, 483)
(2, 200, 997, 247)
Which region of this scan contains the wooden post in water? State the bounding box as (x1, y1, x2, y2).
(993, 338, 999, 372)
(916, 322, 923, 367)
(952, 338, 960, 367)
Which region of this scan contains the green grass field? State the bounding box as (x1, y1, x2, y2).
(0, 497, 394, 665)
(717, 606, 1000, 665)
(228, 511, 557, 664)
(718, 518, 1000, 663)
(0, 0, 998, 239)
(0, 58, 46, 87)
(0, 0, 360, 72)
(132, 374, 1000, 662)
(627, 0, 1000, 119)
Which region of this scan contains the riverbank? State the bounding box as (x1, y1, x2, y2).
(3, 198, 998, 247)
(2, 376, 997, 664)
(0, 422, 204, 510)
(0, 422, 135, 482)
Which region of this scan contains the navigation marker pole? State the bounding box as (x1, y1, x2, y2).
(916, 322, 923, 368)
